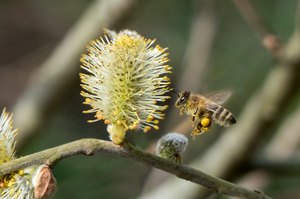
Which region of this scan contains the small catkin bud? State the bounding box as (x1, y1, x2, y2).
(31, 165, 57, 199)
(156, 132, 188, 164)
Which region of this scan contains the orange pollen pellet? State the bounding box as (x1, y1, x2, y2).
(104, 119, 111, 124)
(96, 111, 105, 120)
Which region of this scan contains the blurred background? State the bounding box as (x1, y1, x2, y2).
(1, 0, 300, 198)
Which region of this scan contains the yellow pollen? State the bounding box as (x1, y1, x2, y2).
(146, 115, 154, 122)
(79, 56, 86, 63)
(18, 170, 24, 176)
(117, 120, 122, 125)
(144, 126, 151, 133)
(156, 45, 163, 51)
(7, 177, 15, 187)
(164, 66, 172, 71)
(201, 117, 211, 127)
(129, 124, 138, 130)
(115, 36, 136, 48)
(154, 125, 159, 130)
(162, 76, 170, 81)
(85, 98, 92, 103)
(153, 120, 159, 124)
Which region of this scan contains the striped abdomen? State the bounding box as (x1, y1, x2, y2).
(210, 103, 236, 127)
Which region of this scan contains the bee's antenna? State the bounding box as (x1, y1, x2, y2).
(171, 89, 180, 97)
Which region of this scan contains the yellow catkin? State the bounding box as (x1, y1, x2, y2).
(80, 29, 171, 143)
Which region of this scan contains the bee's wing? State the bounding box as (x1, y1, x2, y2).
(206, 90, 232, 105)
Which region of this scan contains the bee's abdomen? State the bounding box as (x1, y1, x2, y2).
(212, 106, 236, 127)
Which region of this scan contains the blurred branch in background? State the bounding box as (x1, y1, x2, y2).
(0, 139, 272, 199)
(265, 103, 300, 160)
(232, 0, 283, 56)
(0, 45, 54, 107)
(227, 104, 300, 198)
(227, 170, 271, 199)
(140, 1, 300, 198)
(141, 0, 217, 194)
(177, 0, 216, 91)
(249, 102, 300, 173)
(252, 157, 300, 174)
(164, 0, 216, 130)
(12, 0, 137, 148)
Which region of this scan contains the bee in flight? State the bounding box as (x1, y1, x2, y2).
(174, 90, 236, 136)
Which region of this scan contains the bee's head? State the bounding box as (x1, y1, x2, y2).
(175, 91, 190, 108)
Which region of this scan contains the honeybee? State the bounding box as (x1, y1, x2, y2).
(174, 90, 236, 136)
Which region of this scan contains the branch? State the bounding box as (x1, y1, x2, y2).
(0, 138, 271, 199)
(177, 0, 216, 91)
(232, 0, 283, 56)
(252, 156, 300, 174)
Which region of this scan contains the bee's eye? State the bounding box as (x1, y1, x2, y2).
(176, 91, 190, 106)
(179, 96, 187, 103)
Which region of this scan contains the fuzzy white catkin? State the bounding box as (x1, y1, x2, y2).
(156, 132, 188, 162)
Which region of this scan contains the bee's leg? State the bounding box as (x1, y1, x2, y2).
(191, 121, 195, 128)
(180, 107, 184, 115)
(191, 127, 198, 139)
(192, 116, 212, 136)
(192, 108, 198, 122)
(191, 121, 203, 136)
